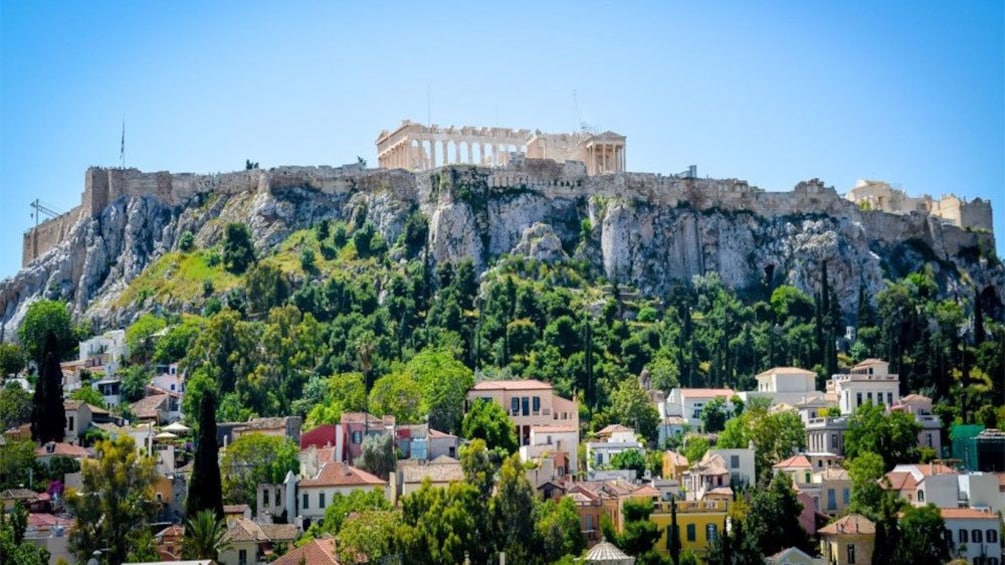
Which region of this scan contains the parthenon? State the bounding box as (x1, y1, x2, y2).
(375, 120, 627, 175)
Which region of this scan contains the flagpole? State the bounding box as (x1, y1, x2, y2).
(120, 118, 125, 168)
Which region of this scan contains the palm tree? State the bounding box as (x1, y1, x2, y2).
(182, 509, 231, 560)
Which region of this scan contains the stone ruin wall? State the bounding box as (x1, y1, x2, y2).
(22, 158, 995, 268)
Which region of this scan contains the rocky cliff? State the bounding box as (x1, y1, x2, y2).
(2, 162, 1001, 340)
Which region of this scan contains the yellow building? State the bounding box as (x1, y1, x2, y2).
(662, 450, 689, 482)
(818, 514, 875, 565)
(648, 498, 729, 556)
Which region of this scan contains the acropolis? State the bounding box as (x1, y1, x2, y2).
(375, 120, 627, 175)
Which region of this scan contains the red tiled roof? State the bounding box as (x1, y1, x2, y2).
(884, 471, 917, 491)
(819, 514, 875, 535)
(471, 379, 553, 391)
(155, 524, 185, 538)
(773, 455, 812, 470)
(35, 442, 89, 458)
(27, 513, 72, 529)
(939, 508, 999, 520)
(299, 462, 387, 488)
(131, 394, 169, 420)
(915, 463, 957, 476)
(224, 504, 249, 514)
(273, 538, 341, 565)
(852, 358, 887, 369)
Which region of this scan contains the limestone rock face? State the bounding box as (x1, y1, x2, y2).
(2, 171, 1002, 341)
(513, 223, 569, 264)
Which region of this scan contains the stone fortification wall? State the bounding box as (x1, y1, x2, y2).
(21, 206, 84, 267)
(21, 158, 994, 269)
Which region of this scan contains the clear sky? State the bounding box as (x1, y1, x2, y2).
(1, 1, 1003, 280)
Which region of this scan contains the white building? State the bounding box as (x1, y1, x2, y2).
(296, 461, 388, 523)
(708, 447, 756, 487)
(78, 329, 128, 374)
(521, 424, 580, 475)
(663, 388, 735, 430)
(738, 366, 825, 407)
(940, 508, 1001, 564)
(828, 359, 899, 415)
(586, 426, 644, 475)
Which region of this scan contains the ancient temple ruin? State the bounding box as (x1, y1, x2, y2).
(375, 120, 627, 175)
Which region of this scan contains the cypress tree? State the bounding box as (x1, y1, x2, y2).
(974, 287, 985, 344)
(187, 390, 224, 520)
(31, 332, 65, 444)
(669, 497, 681, 565)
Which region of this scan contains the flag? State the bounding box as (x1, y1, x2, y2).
(120, 119, 125, 167)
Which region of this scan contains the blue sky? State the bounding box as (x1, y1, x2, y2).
(1, 1, 1002, 280)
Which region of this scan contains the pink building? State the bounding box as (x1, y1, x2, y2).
(467, 379, 579, 446)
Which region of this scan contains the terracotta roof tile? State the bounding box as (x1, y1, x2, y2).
(299, 462, 387, 488)
(273, 538, 341, 565)
(130, 394, 169, 420)
(35, 442, 89, 458)
(773, 455, 812, 469)
(819, 514, 875, 535)
(939, 508, 999, 520)
(471, 379, 553, 391)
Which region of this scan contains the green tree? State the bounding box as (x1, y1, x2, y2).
(304, 372, 367, 425)
(700, 397, 728, 433)
(534, 496, 584, 563)
(609, 449, 647, 478)
(0, 343, 26, 377)
(368, 371, 423, 423)
(609, 377, 660, 443)
(844, 402, 921, 470)
(70, 386, 105, 408)
(244, 262, 290, 317)
(0, 382, 32, 431)
(461, 398, 518, 454)
(681, 435, 709, 467)
(18, 300, 74, 364)
(179, 230, 195, 251)
(847, 452, 889, 516)
(892, 504, 951, 564)
(355, 432, 396, 480)
(309, 488, 391, 537)
(491, 455, 538, 564)
(153, 319, 201, 364)
(717, 399, 805, 483)
(125, 313, 166, 364)
(120, 365, 152, 403)
(0, 502, 50, 565)
(0, 440, 36, 491)
(611, 498, 663, 565)
(337, 509, 399, 565)
(407, 348, 475, 434)
(67, 436, 159, 565)
(187, 390, 224, 520)
(222, 222, 256, 274)
(741, 472, 810, 555)
(221, 433, 298, 511)
(31, 334, 65, 444)
(181, 509, 231, 560)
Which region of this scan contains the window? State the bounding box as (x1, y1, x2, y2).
(988, 529, 998, 543)
(239, 549, 248, 565)
(988, 558, 999, 565)
(730, 455, 739, 469)
(521, 397, 530, 416)
(666, 525, 680, 549)
(351, 431, 363, 444)
(847, 543, 856, 564)
(918, 490, 925, 502)
(302, 493, 309, 510)
(827, 489, 837, 511)
(532, 396, 541, 414)
(842, 488, 850, 505)
(585, 515, 594, 531)
(319, 492, 326, 509)
(511, 397, 520, 415)
(972, 529, 982, 543)
(831, 433, 838, 448)
(926, 434, 933, 447)
(706, 523, 718, 542)
(960, 529, 968, 544)
(686, 524, 696, 542)
(867, 392, 873, 405)
(887, 392, 893, 405)
(856, 392, 862, 407)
